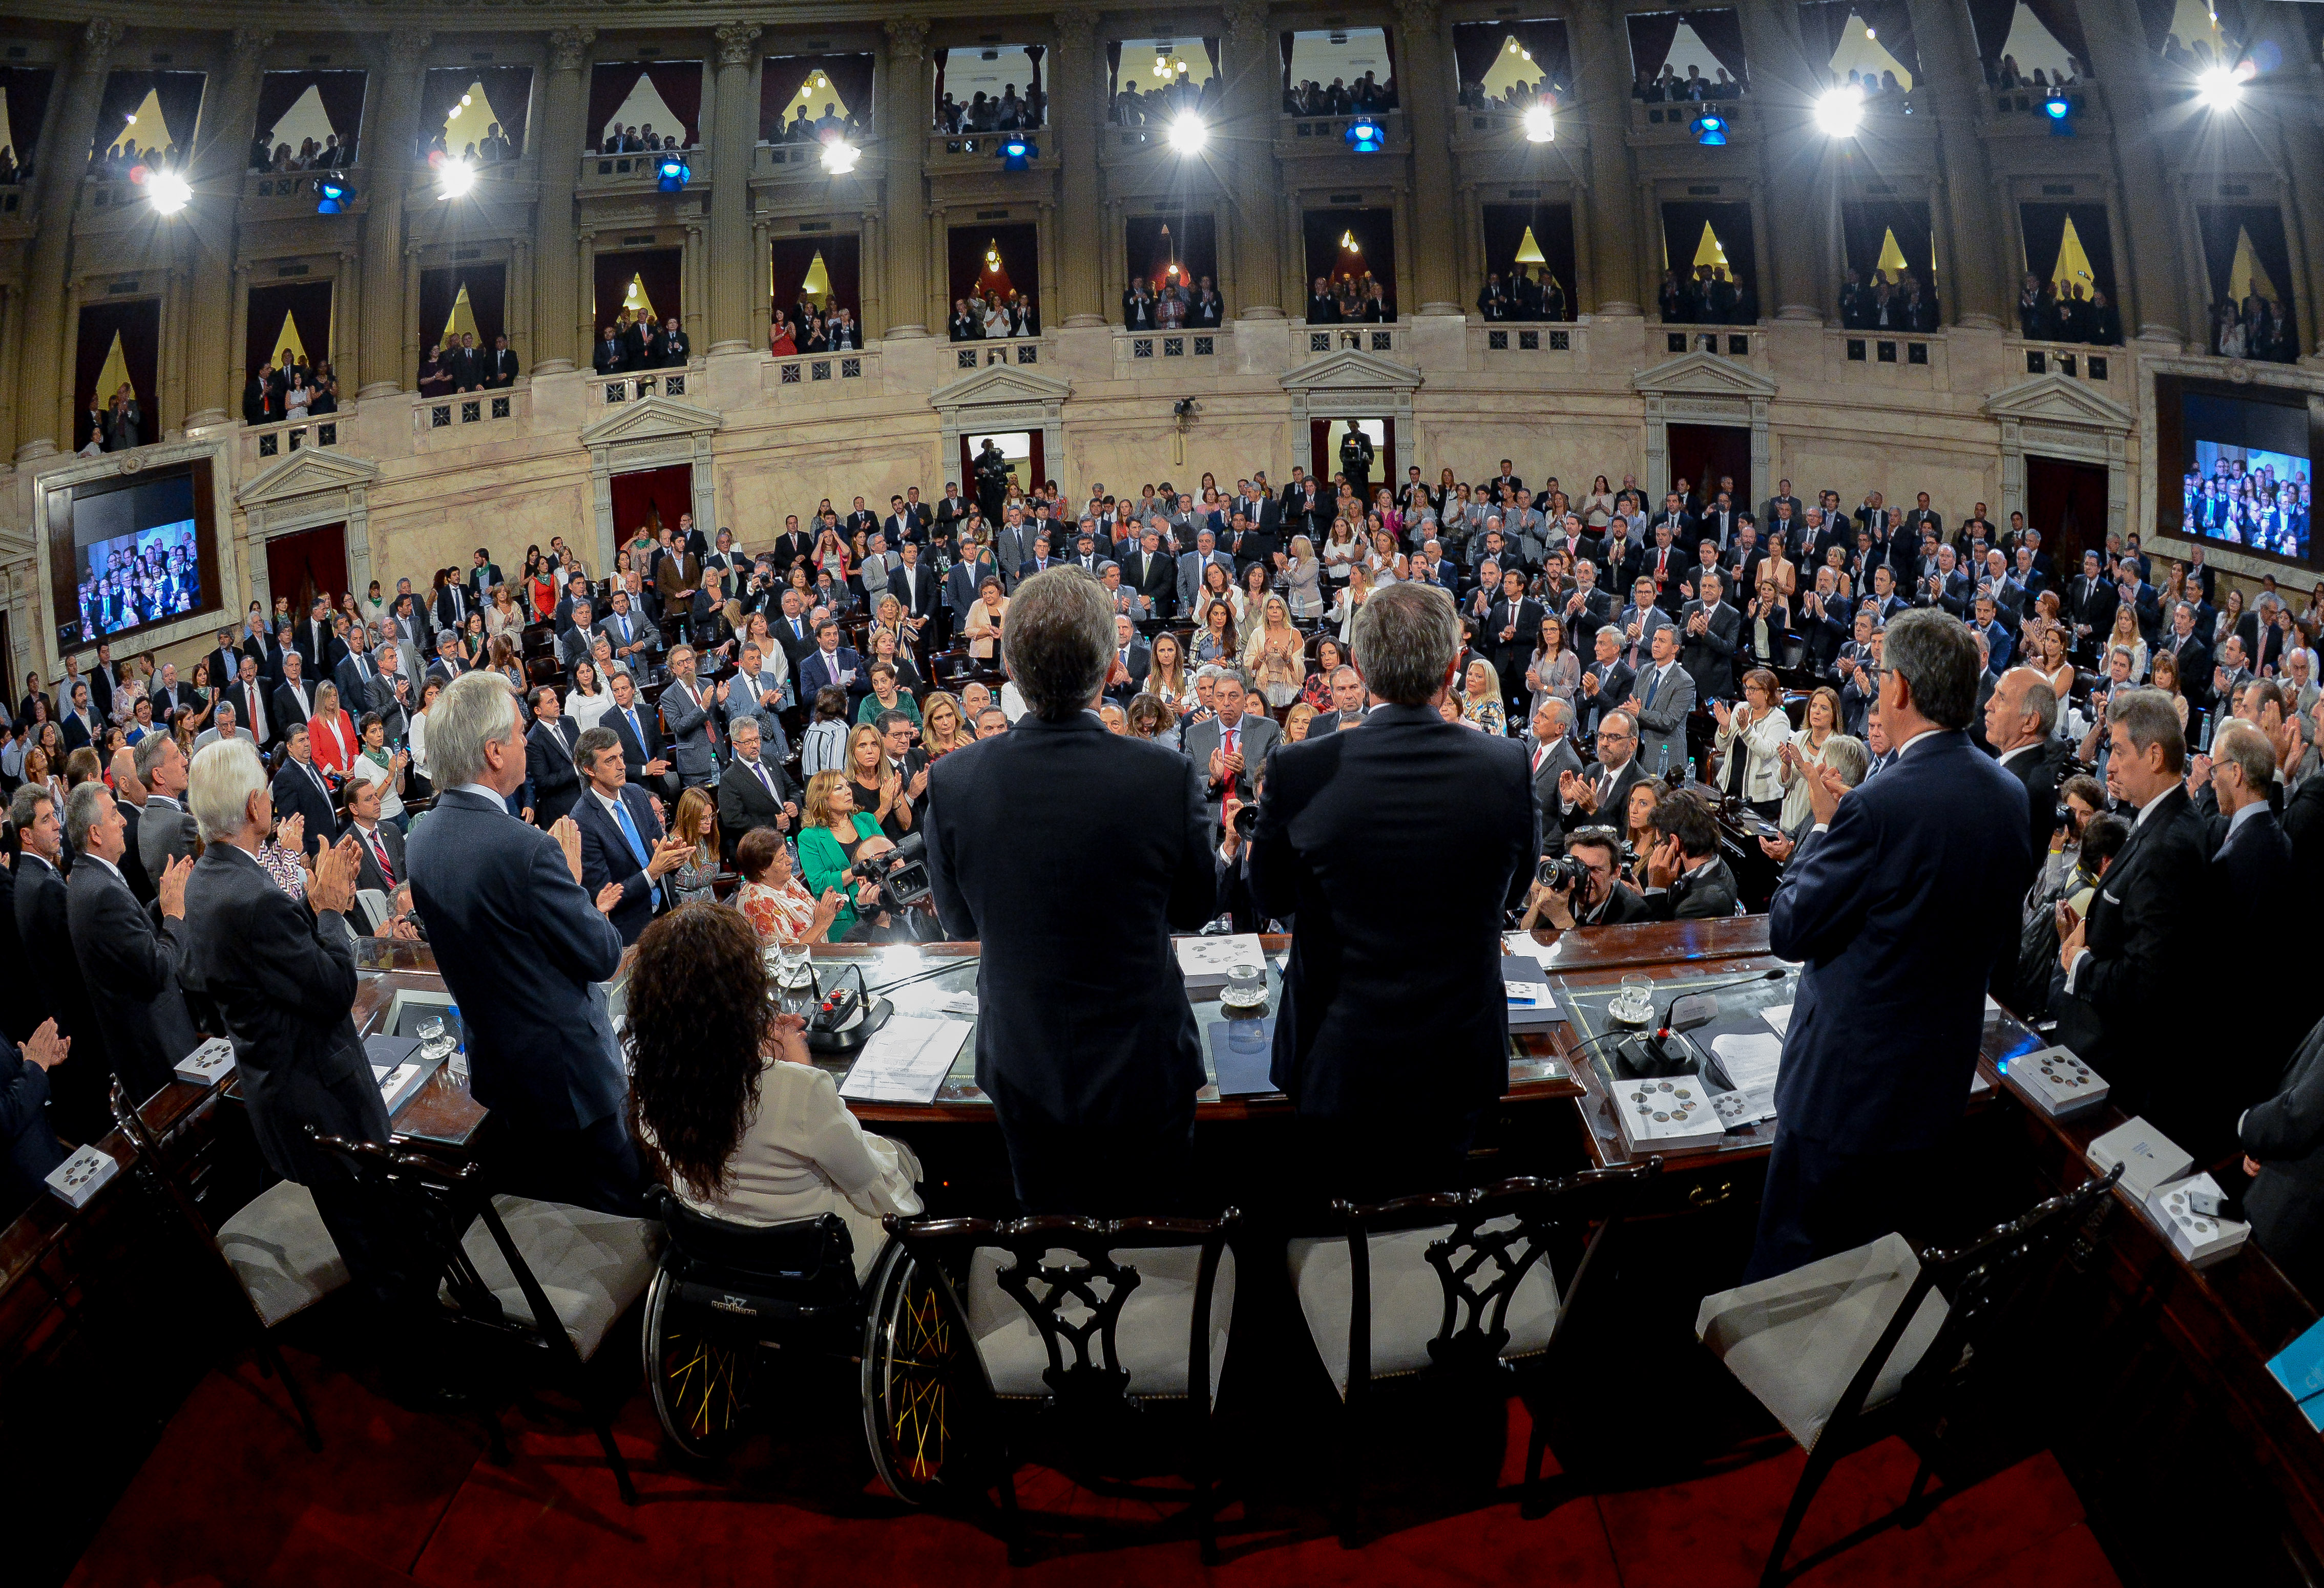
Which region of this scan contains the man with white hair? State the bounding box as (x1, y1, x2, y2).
(181, 737, 403, 1326)
(64, 780, 195, 1106)
(404, 672, 642, 1214)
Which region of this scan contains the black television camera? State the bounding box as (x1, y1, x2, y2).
(846, 831, 932, 913)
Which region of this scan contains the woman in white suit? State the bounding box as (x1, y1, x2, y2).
(626, 903, 922, 1282)
(1712, 667, 1793, 820)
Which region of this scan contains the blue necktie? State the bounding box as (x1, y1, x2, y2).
(1644, 668, 1661, 710)
(619, 615, 630, 645)
(625, 706, 644, 750)
(610, 794, 658, 907)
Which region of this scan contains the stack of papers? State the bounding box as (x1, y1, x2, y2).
(2003, 1045, 2110, 1118)
(1709, 1032, 1783, 1092)
(1500, 957, 1563, 1029)
(887, 984, 980, 1019)
(1759, 1003, 1792, 1038)
(2146, 1173, 2250, 1265)
(175, 1038, 237, 1087)
(1177, 934, 1264, 994)
(838, 1015, 972, 1104)
(365, 1034, 430, 1115)
(45, 1144, 118, 1210)
(2087, 1116, 2193, 1200)
(1611, 1075, 1729, 1155)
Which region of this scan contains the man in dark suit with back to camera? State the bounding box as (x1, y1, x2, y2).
(64, 783, 196, 1108)
(1984, 667, 2067, 862)
(406, 674, 648, 1216)
(926, 568, 1218, 1214)
(1748, 608, 2036, 1280)
(2197, 723, 2304, 1126)
(1250, 582, 1539, 1201)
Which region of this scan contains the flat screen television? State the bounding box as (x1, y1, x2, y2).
(43, 457, 223, 652)
(2153, 373, 2321, 569)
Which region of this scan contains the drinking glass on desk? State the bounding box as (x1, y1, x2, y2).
(415, 1016, 451, 1063)
(1610, 973, 1655, 1026)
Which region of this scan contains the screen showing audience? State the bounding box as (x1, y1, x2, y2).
(2180, 389, 2313, 562)
(70, 472, 202, 643)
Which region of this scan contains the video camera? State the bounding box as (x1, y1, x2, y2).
(846, 831, 932, 912)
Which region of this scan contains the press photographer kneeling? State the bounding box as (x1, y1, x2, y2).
(1519, 824, 1649, 937)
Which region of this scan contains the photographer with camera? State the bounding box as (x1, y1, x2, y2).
(1639, 786, 1741, 919)
(1519, 826, 1649, 941)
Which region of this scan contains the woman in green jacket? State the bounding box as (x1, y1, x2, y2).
(797, 769, 893, 941)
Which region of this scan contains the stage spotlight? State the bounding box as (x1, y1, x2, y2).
(1000, 134, 1034, 171)
(145, 169, 192, 215)
(821, 139, 860, 174)
(1813, 85, 1865, 138)
(314, 175, 353, 213)
(1167, 113, 1208, 153)
(437, 157, 476, 198)
(2195, 64, 2248, 112)
(1522, 103, 1555, 143)
(1346, 116, 1385, 153)
(1691, 111, 1727, 146)
(656, 154, 690, 192)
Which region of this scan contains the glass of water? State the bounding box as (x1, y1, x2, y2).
(415, 1015, 451, 1062)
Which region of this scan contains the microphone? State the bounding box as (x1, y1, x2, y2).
(1642, 968, 1788, 1068)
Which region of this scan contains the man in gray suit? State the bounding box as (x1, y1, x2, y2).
(368, 639, 415, 743)
(1307, 665, 1372, 736)
(64, 782, 197, 1106)
(1181, 668, 1281, 827)
(1525, 698, 1585, 845)
(192, 697, 259, 753)
(656, 644, 725, 790)
(1626, 624, 1697, 781)
(720, 641, 789, 763)
(1177, 530, 1233, 613)
(406, 671, 640, 1215)
(134, 732, 199, 878)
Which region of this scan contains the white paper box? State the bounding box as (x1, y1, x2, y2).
(45, 1144, 118, 1210)
(2087, 1116, 2193, 1201)
(175, 1038, 237, 1088)
(2146, 1173, 2251, 1265)
(2004, 1045, 2109, 1118)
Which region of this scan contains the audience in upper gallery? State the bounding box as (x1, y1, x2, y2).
(2014, 274, 2125, 346)
(1111, 71, 1220, 127)
(592, 120, 695, 155)
(1283, 71, 1398, 116)
(247, 128, 356, 173)
(933, 81, 1046, 135)
(1632, 62, 1745, 101)
(9, 441, 2324, 1282)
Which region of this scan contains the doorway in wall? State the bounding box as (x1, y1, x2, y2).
(264, 522, 347, 621)
(2025, 455, 2107, 572)
(958, 430, 1043, 503)
(1310, 417, 1393, 499)
(1665, 423, 1751, 513)
(609, 463, 696, 546)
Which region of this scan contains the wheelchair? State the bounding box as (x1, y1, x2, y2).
(640, 1184, 868, 1462)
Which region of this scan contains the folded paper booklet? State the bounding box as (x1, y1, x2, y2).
(1499, 957, 1564, 1027)
(45, 1144, 118, 1210)
(838, 1015, 971, 1105)
(175, 1037, 237, 1087)
(2269, 1317, 2324, 1433)
(1206, 1017, 1279, 1097)
(2086, 1115, 2193, 1201)
(2145, 1172, 2250, 1265)
(1177, 934, 1264, 991)
(1611, 1074, 1729, 1155)
(1708, 1032, 1783, 1094)
(2003, 1044, 2109, 1118)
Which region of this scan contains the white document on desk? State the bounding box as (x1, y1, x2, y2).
(1759, 1003, 1792, 1039)
(887, 984, 981, 1019)
(1710, 1032, 1785, 1093)
(839, 1016, 972, 1105)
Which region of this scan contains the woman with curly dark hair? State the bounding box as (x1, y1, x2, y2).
(624, 903, 923, 1280)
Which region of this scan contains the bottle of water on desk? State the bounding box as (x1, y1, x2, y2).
(445, 1002, 469, 1091)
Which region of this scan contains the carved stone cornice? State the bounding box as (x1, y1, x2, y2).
(79, 17, 123, 69)
(1055, 9, 1098, 55)
(715, 20, 761, 69)
(385, 28, 433, 66)
(1395, 0, 1440, 38)
(550, 27, 596, 73)
(1224, 1, 1272, 44)
(232, 28, 274, 68)
(885, 17, 930, 63)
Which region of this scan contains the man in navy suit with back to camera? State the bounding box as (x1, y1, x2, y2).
(926, 568, 1218, 1214)
(1748, 608, 2035, 1280)
(406, 673, 651, 1216)
(1250, 582, 1539, 1201)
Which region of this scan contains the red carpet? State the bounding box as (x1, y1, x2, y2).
(68, 1350, 2121, 1588)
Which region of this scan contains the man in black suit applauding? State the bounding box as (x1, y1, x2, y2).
(406, 674, 645, 1215)
(525, 686, 584, 828)
(1749, 609, 2035, 1279)
(926, 568, 1217, 1213)
(1249, 583, 1538, 1200)
(63, 783, 196, 1108)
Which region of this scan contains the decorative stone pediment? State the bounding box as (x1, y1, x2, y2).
(1278, 347, 1423, 394)
(1981, 374, 2133, 434)
(929, 365, 1073, 410)
(1631, 350, 1779, 399)
(234, 446, 382, 510)
(577, 394, 724, 448)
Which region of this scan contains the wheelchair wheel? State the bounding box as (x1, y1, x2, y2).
(643, 1265, 757, 1462)
(861, 1243, 986, 1505)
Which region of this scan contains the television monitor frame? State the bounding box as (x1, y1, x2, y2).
(2151, 372, 2323, 573)
(43, 456, 225, 654)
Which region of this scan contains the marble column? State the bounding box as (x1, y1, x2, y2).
(15, 19, 123, 462)
(180, 30, 271, 425)
(1563, 1, 1641, 315)
(707, 21, 763, 353)
(1053, 10, 1107, 327)
(1395, 0, 1465, 316)
(1902, 0, 2007, 328)
(354, 29, 433, 397)
(2075, 0, 2188, 343)
(1224, 0, 1285, 317)
(1736, 0, 1827, 322)
(882, 17, 932, 335)
(531, 27, 595, 374)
